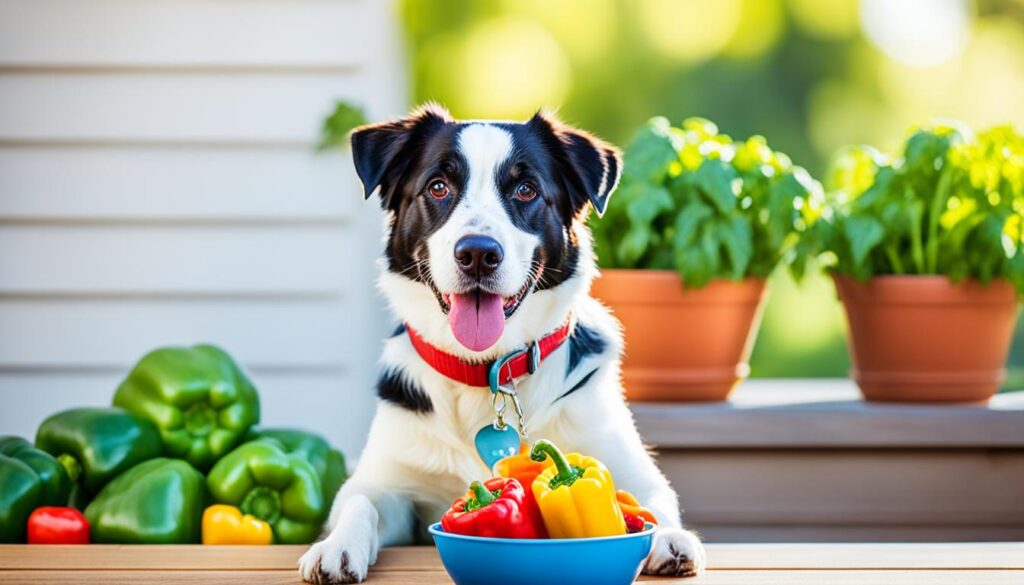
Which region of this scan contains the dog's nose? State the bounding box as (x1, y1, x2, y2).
(454, 235, 504, 279)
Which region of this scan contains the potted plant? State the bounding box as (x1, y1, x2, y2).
(591, 117, 822, 401)
(813, 123, 1024, 402)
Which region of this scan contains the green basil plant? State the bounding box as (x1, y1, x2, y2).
(592, 117, 824, 288)
(806, 122, 1024, 292)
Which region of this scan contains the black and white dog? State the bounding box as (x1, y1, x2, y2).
(299, 104, 706, 583)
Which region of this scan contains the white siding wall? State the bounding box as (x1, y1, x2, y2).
(0, 0, 406, 459)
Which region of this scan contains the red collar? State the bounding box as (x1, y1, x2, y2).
(406, 319, 573, 389)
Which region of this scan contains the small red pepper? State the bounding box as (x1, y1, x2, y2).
(616, 490, 658, 534)
(27, 507, 90, 544)
(441, 477, 546, 539)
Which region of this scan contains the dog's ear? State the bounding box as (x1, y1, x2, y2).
(350, 103, 452, 205)
(528, 111, 622, 217)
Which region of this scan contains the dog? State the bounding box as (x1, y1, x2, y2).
(299, 104, 706, 583)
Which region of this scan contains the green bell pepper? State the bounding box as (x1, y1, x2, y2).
(207, 440, 324, 544)
(113, 344, 260, 471)
(0, 437, 72, 542)
(35, 407, 162, 497)
(85, 458, 207, 543)
(245, 427, 347, 511)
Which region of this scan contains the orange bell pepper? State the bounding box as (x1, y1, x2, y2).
(494, 443, 550, 487)
(493, 443, 550, 538)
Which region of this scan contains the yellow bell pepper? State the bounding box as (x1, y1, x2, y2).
(529, 440, 627, 539)
(202, 504, 273, 545)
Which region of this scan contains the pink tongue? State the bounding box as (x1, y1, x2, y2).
(448, 292, 505, 352)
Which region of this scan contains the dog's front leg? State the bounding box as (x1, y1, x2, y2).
(298, 478, 415, 585)
(618, 452, 706, 577)
(581, 412, 707, 577)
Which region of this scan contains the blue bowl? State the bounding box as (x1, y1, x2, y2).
(429, 523, 655, 585)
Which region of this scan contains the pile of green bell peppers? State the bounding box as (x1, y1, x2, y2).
(1, 343, 347, 545)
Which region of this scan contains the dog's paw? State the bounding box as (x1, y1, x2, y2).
(643, 527, 706, 578)
(298, 494, 380, 584)
(298, 533, 378, 584)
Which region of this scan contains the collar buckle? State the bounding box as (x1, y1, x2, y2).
(525, 340, 541, 375)
(488, 347, 524, 394)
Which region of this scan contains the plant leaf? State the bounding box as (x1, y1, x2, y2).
(694, 159, 738, 214)
(616, 225, 651, 267)
(673, 199, 714, 248)
(719, 216, 753, 279)
(626, 186, 674, 225)
(622, 117, 680, 184)
(318, 101, 368, 151)
(842, 215, 885, 268)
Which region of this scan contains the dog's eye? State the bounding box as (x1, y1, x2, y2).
(514, 182, 538, 202)
(427, 180, 450, 199)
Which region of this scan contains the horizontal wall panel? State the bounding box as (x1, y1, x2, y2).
(663, 451, 1024, 526)
(0, 224, 356, 294)
(0, 371, 377, 461)
(0, 72, 371, 143)
(0, 298, 371, 368)
(0, 0, 370, 68)
(0, 146, 358, 220)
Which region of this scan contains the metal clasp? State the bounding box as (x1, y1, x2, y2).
(488, 349, 522, 395)
(487, 341, 541, 394)
(486, 344, 535, 441)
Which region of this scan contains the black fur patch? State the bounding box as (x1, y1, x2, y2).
(377, 369, 432, 414)
(566, 323, 607, 374)
(556, 368, 599, 402)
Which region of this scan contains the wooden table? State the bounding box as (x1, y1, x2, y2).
(2, 543, 1022, 584)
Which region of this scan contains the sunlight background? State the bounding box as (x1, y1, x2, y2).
(400, 0, 1024, 382)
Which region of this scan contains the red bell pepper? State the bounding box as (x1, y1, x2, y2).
(440, 477, 546, 539)
(27, 507, 90, 544)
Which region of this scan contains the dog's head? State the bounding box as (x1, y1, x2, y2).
(352, 104, 620, 356)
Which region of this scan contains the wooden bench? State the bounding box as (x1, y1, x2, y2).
(632, 379, 1024, 542)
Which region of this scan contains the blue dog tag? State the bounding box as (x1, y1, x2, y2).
(474, 423, 520, 469)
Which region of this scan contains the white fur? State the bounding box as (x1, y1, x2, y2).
(301, 122, 705, 584)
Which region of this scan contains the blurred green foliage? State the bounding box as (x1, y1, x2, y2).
(398, 0, 1024, 381)
(593, 117, 823, 288)
(814, 123, 1024, 288)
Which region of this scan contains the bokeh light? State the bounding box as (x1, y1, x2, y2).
(419, 17, 571, 120)
(502, 0, 617, 64)
(723, 0, 785, 60)
(636, 0, 742, 63)
(861, 0, 972, 67)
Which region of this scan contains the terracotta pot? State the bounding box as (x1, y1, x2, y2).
(833, 275, 1019, 403)
(590, 269, 766, 401)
